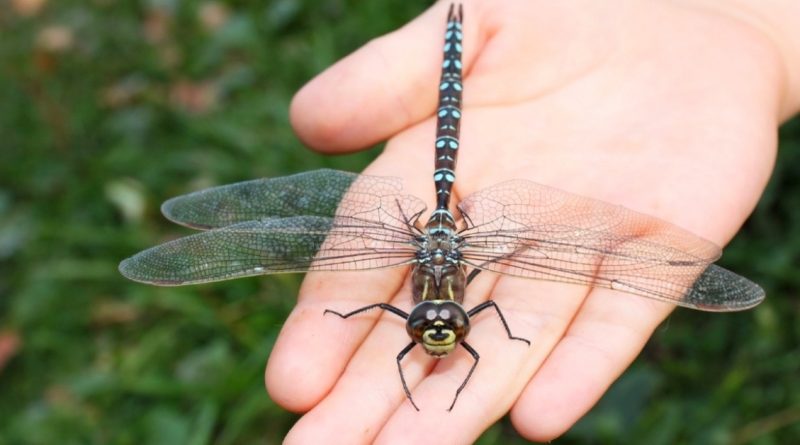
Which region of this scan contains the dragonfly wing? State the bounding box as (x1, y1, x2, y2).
(161, 169, 424, 230)
(457, 179, 764, 311)
(119, 215, 418, 285)
(681, 263, 764, 311)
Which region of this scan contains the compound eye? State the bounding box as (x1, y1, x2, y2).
(426, 309, 437, 320)
(439, 308, 451, 320)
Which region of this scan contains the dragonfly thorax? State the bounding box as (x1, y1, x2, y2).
(406, 300, 470, 357)
(413, 216, 466, 304)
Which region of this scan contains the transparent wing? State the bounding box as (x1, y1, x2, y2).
(457, 180, 764, 312)
(161, 169, 416, 229)
(122, 173, 426, 285)
(119, 215, 419, 285)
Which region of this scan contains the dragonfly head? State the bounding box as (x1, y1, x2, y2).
(407, 301, 470, 357)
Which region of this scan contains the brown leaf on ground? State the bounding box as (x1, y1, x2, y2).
(0, 331, 21, 373)
(91, 300, 140, 325)
(170, 79, 219, 114)
(12, 0, 47, 17)
(36, 25, 74, 52)
(143, 8, 171, 43)
(199, 2, 230, 32)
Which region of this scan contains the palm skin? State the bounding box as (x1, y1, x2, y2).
(265, 1, 784, 442)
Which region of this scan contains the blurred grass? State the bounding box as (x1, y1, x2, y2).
(0, 1, 798, 444)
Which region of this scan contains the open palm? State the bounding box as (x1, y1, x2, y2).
(265, 1, 781, 442)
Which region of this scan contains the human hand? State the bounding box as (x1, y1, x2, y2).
(266, 1, 795, 442)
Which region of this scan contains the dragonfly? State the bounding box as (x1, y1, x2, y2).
(119, 3, 765, 411)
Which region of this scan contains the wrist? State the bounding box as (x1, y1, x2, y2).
(672, 0, 800, 120)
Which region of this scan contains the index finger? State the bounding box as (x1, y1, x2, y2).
(289, 2, 484, 153)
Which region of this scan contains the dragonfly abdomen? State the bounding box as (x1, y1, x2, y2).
(433, 3, 463, 213)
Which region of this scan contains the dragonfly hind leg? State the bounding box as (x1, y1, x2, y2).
(468, 300, 531, 346)
(465, 245, 531, 286)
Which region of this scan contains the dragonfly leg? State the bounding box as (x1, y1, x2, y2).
(464, 242, 531, 287)
(458, 206, 476, 230)
(448, 341, 479, 411)
(466, 268, 482, 286)
(467, 300, 530, 346)
(396, 341, 420, 411)
(324, 303, 409, 320)
(394, 197, 425, 234)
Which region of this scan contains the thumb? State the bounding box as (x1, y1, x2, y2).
(289, 3, 478, 153)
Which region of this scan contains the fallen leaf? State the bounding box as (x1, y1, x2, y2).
(36, 25, 74, 52)
(12, 0, 47, 17)
(0, 331, 21, 373)
(199, 2, 230, 32)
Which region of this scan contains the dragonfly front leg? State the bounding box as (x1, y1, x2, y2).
(326, 304, 420, 410)
(396, 341, 420, 411)
(448, 341, 479, 411)
(324, 303, 409, 320)
(468, 300, 530, 346)
(466, 268, 482, 285)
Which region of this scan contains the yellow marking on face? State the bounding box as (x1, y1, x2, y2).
(424, 343, 456, 356)
(422, 329, 456, 346)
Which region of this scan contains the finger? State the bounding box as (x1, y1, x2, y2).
(289, 3, 483, 153)
(282, 259, 524, 443)
(509, 287, 673, 441)
(282, 281, 435, 444)
(265, 132, 434, 410)
(265, 268, 408, 412)
(373, 276, 591, 443)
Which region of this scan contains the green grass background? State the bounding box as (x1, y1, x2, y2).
(1, 1, 798, 444)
